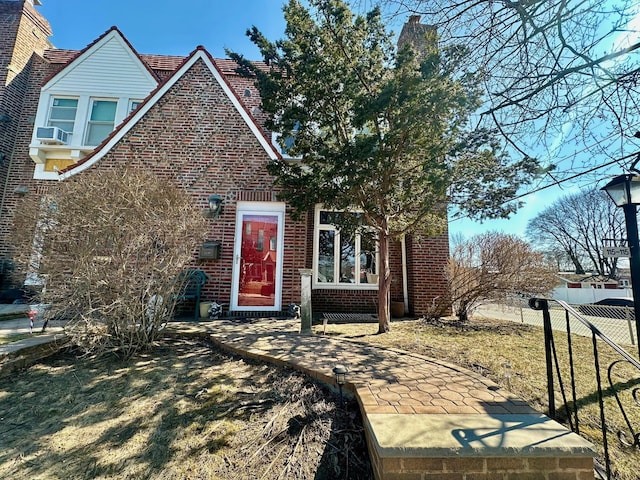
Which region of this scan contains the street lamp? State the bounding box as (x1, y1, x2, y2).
(601, 173, 640, 358)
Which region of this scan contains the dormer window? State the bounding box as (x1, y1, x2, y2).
(85, 99, 117, 146)
(282, 121, 300, 156)
(48, 97, 78, 138)
(29, 29, 161, 179)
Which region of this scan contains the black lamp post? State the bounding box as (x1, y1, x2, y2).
(601, 173, 640, 359)
(332, 364, 348, 406)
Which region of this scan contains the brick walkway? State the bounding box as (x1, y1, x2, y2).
(171, 317, 596, 480)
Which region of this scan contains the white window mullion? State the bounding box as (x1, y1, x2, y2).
(115, 98, 129, 125)
(355, 234, 362, 285)
(74, 95, 90, 146)
(334, 229, 341, 285)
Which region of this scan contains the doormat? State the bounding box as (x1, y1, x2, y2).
(322, 313, 378, 323)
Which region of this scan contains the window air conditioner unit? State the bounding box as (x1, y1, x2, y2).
(36, 126, 69, 145)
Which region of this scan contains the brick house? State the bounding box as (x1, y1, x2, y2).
(0, 0, 450, 317)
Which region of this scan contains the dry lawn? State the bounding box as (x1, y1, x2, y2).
(0, 338, 371, 480)
(314, 317, 640, 480)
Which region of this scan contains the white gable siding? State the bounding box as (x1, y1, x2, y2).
(45, 34, 157, 97)
(30, 30, 161, 175)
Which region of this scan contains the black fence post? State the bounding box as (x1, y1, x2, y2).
(529, 298, 555, 419)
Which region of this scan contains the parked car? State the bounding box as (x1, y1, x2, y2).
(578, 298, 635, 320)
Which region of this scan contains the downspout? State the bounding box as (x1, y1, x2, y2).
(401, 234, 409, 313)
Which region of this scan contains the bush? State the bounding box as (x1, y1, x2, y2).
(12, 167, 208, 357)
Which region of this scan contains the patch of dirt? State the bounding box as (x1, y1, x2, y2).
(419, 315, 536, 334)
(0, 338, 372, 479)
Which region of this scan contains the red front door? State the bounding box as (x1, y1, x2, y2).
(231, 204, 284, 311)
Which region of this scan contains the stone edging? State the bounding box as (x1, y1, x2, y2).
(0, 335, 70, 379)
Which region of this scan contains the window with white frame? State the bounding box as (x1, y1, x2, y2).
(314, 207, 378, 287)
(47, 97, 78, 136)
(281, 121, 300, 155)
(85, 99, 117, 146)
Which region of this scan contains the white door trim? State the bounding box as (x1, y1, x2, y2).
(230, 201, 286, 311)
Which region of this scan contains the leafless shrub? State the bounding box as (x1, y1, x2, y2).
(445, 232, 558, 322)
(11, 167, 207, 357)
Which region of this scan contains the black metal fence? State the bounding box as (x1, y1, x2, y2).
(529, 298, 640, 479)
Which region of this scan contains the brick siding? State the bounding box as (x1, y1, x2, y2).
(406, 232, 451, 316)
(60, 59, 308, 311)
(372, 454, 594, 480)
(0, 7, 451, 314)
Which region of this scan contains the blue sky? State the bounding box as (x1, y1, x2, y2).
(39, 0, 289, 59)
(449, 186, 570, 240)
(35, 1, 593, 240)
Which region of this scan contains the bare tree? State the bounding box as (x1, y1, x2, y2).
(358, 0, 640, 183)
(526, 189, 626, 276)
(11, 167, 207, 357)
(447, 232, 557, 322)
(543, 245, 577, 273)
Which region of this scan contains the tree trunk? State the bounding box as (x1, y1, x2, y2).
(377, 228, 391, 333)
(457, 303, 469, 322)
(568, 249, 584, 274)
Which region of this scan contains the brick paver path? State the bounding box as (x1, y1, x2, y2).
(0, 311, 595, 480)
(183, 318, 537, 416)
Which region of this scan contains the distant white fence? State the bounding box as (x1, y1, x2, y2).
(551, 286, 633, 305)
(475, 302, 637, 346)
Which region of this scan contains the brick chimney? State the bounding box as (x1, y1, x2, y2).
(0, 0, 51, 147)
(0, 0, 52, 268)
(0, 0, 51, 87)
(397, 15, 436, 58)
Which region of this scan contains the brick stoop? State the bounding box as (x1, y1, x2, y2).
(363, 413, 595, 480)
